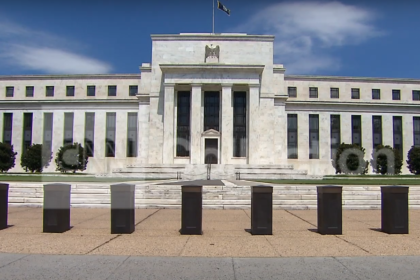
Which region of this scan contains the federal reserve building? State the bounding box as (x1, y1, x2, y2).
(1, 33, 420, 179)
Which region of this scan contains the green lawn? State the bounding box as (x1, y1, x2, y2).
(0, 174, 165, 183)
(252, 178, 420, 185)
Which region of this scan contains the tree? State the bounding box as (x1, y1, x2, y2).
(333, 143, 369, 174)
(407, 146, 420, 175)
(371, 145, 402, 175)
(55, 142, 89, 173)
(20, 144, 52, 173)
(0, 142, 17, 173)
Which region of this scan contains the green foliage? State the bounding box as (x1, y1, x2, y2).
(55, 142, 89, 173)
(333, 143, 369, 174)
(20, 144, 52, 173)
(371, 145, 402, 175)
(0, 142, 17, 173)
(407, 146, 420, 175)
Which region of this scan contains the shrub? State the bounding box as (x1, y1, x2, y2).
(407, 146, 420, 175)
(55, 142, 89, 173)
(371, 145, 402, 175)
(333, 143, 369, 174)
(20, 144, 52, 173)
(0, 142, 17, 173)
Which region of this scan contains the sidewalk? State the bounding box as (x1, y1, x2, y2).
(0, 207, 419, 257)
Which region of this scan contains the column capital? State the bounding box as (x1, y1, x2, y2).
(164, 83, 175, 88)
(248, 84, 260, 89)
(191, 83, 202, 88)
(221, 83, 233, 88)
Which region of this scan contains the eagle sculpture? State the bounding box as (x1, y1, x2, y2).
(205, 44, 220, 63)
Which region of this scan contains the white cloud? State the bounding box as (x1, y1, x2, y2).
(0, 18, 112, 74)
(234, 1, 383, 74)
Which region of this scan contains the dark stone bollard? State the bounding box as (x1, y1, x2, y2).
(181, 185, 202, 235)
(110, 184, 135, 234)
(381, 186, 409, 234)
(0, 183, 9, 230)
(43, 183, 71, 233)
(251, 185, 273, 235)
(317, 185, 342, 235)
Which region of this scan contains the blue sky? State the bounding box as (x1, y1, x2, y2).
(0, 0, 419, 78)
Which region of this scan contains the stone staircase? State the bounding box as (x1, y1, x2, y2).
(6, 181, 420, 210)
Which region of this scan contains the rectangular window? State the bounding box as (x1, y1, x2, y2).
(176, 91, 191, 157)
(6, 86, 14, 97)
(63, 113, 74, 146)
(129, 85, 138, 96)
(351, 88, 360, 99)
(46, 86, 54, 97)
(204, 91, 220, 131)
(392, 89, 401, 100)
(84, 113, 95, 157)
(2, 113, 13, 145)
(108, 85, 117, 97)
(413, 90, 420, 101)
(26, 86, 34, 97)
(43, 113, 53, 154)
(372, 89, 380, 100)
(330, 115, 341, 159)
(233, 91, 247, 157)
(288, 87, 297, 98)
(66, 86, 75, 97)
(87, 85, 95, 96)
(287, 114, 298, 159)
(414, 117, 420, 147)
(22, 113, 33, 153)
(309, 87, 318, 98)
(330, 88, 339, 98)
(372, 116, 382, 149)
(393, 116, 403, 157)
(352, 115, 362, 147)
(105, 112, 116, 157)
(127, 112, 138, 157)
(309, 114, 319, 159)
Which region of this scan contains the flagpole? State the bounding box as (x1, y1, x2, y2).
(212, 0, 215, 34)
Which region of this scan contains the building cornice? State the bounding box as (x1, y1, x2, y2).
(151, 33, 275, 42)
(160, 64, 265, 74)
(0, 74, 140, 81)
(285, 75, 420, 84)
(0, 99, 138, 110)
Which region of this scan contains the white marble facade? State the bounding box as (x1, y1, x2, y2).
(1, 33, 420, 175)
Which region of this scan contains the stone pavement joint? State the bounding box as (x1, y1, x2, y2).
(285, 209, 317, 227)
(85, 235, 122, 255)
(135, 209, 160, 226)
(332, 256, 364, 280)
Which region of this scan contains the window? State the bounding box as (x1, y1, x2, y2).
(129, 85, 138, 96)
(204, 91, 220, 131)
(87, 85, 95, 96)
(176, 91, 191, 157)
(43, 113, 53, 154)
(127, 113, 138, 157)
(309, 87, 318, 98)
(233, 92, 247, 157)
(330, 88, 339, 98)
(287, 114, 298, 159)
(393, 116, 403, 157)
(5, 86, 14, 97)
(392, 89, 401, 100)
(288, 87, 297, 98)
(108, 85, 117, 97)
(372, 89, 380, 100)
(46, 86, 54, 97)
(414, 117, 420, 147)
(372, 116, 382, 149)
(63, 113, 74, 145)
(84, 113, 95, 157)
(66, 86, 75, 97)
(352, 115, 362, 146)
(22, 113, 33, 153)
(351, 88, 360, 99)
(330, 115, 341, 159)
(309, 114, 319, 159)
(105, 113, 116, 157)
(413, 90, 420, 101)
(2, 113, 13, 145)
(26, 86, 34, 97)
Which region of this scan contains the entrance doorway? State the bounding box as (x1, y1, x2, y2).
(204, 138, 218, 164)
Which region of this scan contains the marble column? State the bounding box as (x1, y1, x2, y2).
(221, 84, 233, 164)
(137, 95, 150, 164)
(162, 83, 175, 164)
(248, 84, 260, 164)
(190, 84, 202, 164)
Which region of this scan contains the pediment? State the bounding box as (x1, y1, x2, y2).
(202, 129, 220, 137)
